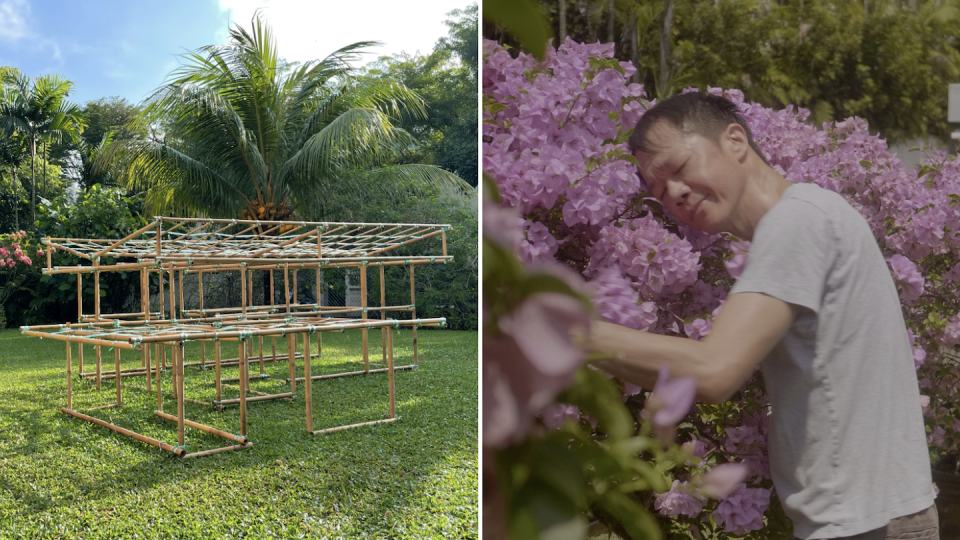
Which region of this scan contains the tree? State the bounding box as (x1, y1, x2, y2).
(367, 4, 479, 186)
(107, 13, 471, 222)
(0, 73, 84, 226)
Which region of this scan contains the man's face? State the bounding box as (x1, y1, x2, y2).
(632, 121, 746, 235)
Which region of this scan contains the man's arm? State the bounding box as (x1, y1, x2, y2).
(585, 292, 800, 404)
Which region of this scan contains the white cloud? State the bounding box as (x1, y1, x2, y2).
(216, 0, 474, 65)
(0, 0, 30, 42)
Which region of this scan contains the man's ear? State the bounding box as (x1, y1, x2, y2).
(723, 123, 750, 163)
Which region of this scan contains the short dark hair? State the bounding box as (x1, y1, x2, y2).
(628, 92, 768, 165)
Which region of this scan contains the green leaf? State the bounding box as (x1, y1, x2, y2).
(484, 0, 552, 60)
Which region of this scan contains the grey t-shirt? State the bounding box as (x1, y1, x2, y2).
(729, 183, 935, 539)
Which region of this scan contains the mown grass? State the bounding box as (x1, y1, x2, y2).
(0, 328, 478, 539)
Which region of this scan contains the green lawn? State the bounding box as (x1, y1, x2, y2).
(0, 328, 478, 539)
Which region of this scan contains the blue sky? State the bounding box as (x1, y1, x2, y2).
(0, 0, 475, 106)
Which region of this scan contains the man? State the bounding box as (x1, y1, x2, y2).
(583, 92, 939, 540)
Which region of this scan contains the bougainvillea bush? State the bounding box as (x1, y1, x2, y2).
(483, 36, 960, 538)
(0, 230, 44, 328)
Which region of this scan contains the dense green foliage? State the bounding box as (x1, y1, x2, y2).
(1, 185, 146, 327)
(367, 5, 479, 187)
(0, 329, 478, 539)
(486, 0, 960, 142)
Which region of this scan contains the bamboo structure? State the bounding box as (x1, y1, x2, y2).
(24, 217, 451, 457)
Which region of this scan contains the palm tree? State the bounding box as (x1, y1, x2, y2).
(0, 74, 85, 225)
(107, 13, 471, 223)
(0, 132, 28, 231)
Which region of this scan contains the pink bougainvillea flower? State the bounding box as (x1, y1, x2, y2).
(36, 249, 44, 257)
(887, 254, 925, 302)
(713, 484, 772, 535)
(541, 403, 580, 430)
(654, 480, 705, 517)
(648, 365, 697, 428)
(699, 463, 750, 498)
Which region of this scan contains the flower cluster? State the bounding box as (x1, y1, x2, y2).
(484, 36, 960, 537)
(0, 231, 36, 268)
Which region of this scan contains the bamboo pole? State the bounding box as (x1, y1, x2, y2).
(215, 340, 222, 404)
(78, 341, 84, 378)
(159, 269, 165, 319)
(315, 267, 321, 307)
(304, 332, 312, 432)
(77, 272, 82, 322)
(388, 326, 395, 418)
(258, 336, 265, 376)
(288, 333, 296, 395)
(154, 411, 247, 444)
(145, 339, 151, 392)
(94, 265, 101, 389)
(168, 264, 175, 321)
(127, 318, 445, 344)
(199, 271, 205, 369)
(411, 264, 418, 365)
(66, 342, 72, 409)
(18, 331, 140, 350)
(312, 418, 397, 435)
(182, 442, 253, 459)
(441, 229, 447, 257)
(115, 347, 122, 407)
(380, 265, 386, 366)
(216, 392, 293, 406)
(290, 365, 414, 382)
(96, 221, 159, 259)
(239, 339, 247, 437)
(156, 343, 162, 411)
(284, 264, 290, 313)
(361, 265, 368, 373)
(178, 270, 184, 320)
(177, 342, 185, 448)
(241, 266, 247, 317)
(61, 408, 185, 457)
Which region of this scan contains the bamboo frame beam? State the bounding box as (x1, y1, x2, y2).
(61, 408, 185, 457)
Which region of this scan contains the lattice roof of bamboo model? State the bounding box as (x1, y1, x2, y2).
(44, 216, 451, 265)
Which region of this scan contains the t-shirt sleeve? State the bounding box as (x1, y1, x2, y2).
(729, 199, 834, 314)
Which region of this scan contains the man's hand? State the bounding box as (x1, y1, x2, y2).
(582, 292, 800, 403)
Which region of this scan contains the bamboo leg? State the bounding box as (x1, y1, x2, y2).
(249, 269, 254, 306)
(316, 268, 320, 307)
(115, 347, 122, 407)
(159, 268, 165, 318)
(66, 342, 72, 409)
(293, 269, 298, 305)
(361, 265, 368, 373)
(241, 267, 247, 316)
(284, 264, 290, 313)
(177, 343, 185, 448)
(304, 333, 312, 432)
(156, 343, 163, 411)
(380, 265, 386, 366)
(215, 340, 222, 404)
(239, 340, 247, 437)
(95, 345, 102, 390)
(258, 336, 264, 376)
(161, 342, 167, 370)
(288, 334, 296, 394)
(178, 270, 184, 317)
(388, 328, 395, 418)
(143, 269, 150, 322)
(270, 268, 275, 306)
(78, 342, 83, 378)
(168, 265, 175, 320)
(145, 343, 151, 392)
(410, 264, 418, 366)
(271, 337, 277, 362)
(199, 271, 205, 368)
(77, 273, 82, 323)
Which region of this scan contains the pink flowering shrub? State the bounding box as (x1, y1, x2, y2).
(0, 230, 42, 328)
(484, 36, 960, 537)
